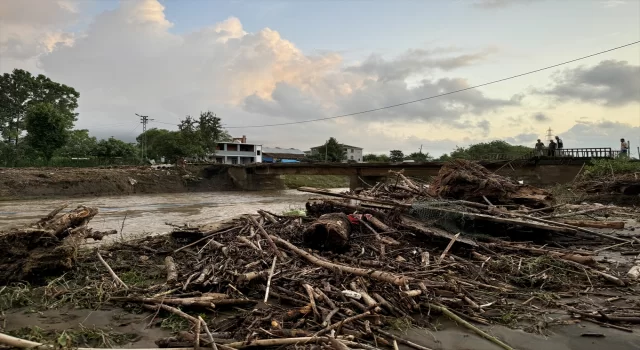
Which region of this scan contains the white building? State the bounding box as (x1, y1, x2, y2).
(310, 143, 364, 162)
(210, 136, 262, 164)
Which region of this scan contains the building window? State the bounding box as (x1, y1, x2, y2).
(350, 149, 353, 153)
(351, 155, 354, 160)
(257, 150, 261, 155)
(358, 158, 360, 161)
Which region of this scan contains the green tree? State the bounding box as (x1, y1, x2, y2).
(449, 140, 532, 159)
(405, 152, 432, 162)
(176, 111, 230, 158)
(0, 69, 79, 147)
(389, 150, 404, 162)
(24, 103, 72, 161)
(93, 137, 138, 158)
(310, 137, 346, 162)
(55, 129, 98, 158)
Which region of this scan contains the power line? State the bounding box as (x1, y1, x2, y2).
(224, 41, 639, 129)
(150, 120, 178, 126)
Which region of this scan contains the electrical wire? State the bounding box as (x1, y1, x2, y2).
(220, 41, 639, 129)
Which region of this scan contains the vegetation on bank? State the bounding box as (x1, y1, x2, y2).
(582, 158, 640, 179)
(282, 174, 349, 189)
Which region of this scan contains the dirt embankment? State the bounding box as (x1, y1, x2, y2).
(0, 166, 234, 200)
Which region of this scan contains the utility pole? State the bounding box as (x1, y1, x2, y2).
(545, 127, 554, 142)
(325, 139, 328, 162)
(419, 144, 423, 154)
(135, 113, 153, 161)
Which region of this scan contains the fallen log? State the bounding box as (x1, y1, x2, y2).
(303, 213, 351, 251)
(561, 220, 625, 229)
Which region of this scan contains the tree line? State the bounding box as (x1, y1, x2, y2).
(0, 69, 229, 166)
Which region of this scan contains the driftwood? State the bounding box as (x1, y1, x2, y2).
(0, 205, 102, 283)
(562, 220, 625, 229)
(165, 256, 178, 283)
(303, 213, 351, 250)
(271, 235, 410, 286)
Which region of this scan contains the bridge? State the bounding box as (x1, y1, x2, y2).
(203, 147, 628, 190)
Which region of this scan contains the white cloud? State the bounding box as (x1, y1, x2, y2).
(1, 0, 637, 158)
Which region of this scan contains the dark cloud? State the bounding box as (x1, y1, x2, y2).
(555, 120, 639, 151)
(345, 48, 496, 82)
(541, 60, 640, 107)
(532, 112, 550, 122)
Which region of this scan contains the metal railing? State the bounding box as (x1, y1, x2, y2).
(469, 148, 621, 161)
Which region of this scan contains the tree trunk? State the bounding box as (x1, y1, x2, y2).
(303, 213, 351, 251)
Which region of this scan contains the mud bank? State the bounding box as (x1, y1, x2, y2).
(0, 166, 234, 200)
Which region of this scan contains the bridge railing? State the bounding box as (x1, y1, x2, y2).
(468, 148, 620, 161)
(556, 148, 618, 158)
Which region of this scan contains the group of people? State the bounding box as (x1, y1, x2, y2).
(535, 136, 563, 157)
(534, 137, 631, 158)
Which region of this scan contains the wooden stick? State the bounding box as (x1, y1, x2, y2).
(258, 210, 278, 225)
(96, 250, 128, 290)
(511, 213, 630, 243)
(425, 304, 514, 350)
(248, 215, 283, 259)
(226, 337, 328, 348)
(437, 233, 460, 264)
(373, 328, 434, 350)
(563, 220, 625, 229)
(0, 332, 196, 350)
(271, 235, 410, 286)
(264, 256, 277, 303)
(194, 314, 201, 350)
(303, 283, 321, 321)
(541, 207, 609, 219)
(316, 311, 373, 336)
(594, 241, 630, 254)
(165, 256, 178, 283)
(199, 316, 218, 350)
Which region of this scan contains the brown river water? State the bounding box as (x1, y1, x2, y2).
(0, 189, 338, 234)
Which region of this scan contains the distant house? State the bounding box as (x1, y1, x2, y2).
(262, 147, 305, 163)
(209, 135, 262, 164)
(310, 144, 364, 162)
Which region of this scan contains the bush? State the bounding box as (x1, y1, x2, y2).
(582, 158, 640, 179)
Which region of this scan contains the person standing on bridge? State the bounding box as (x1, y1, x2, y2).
(535, 139, 545, 156)
(547, 139, 557, 157)
(555, 136, 564, 156)
(620, 138, 629, 158)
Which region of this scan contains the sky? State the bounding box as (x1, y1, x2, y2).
(0, 0, 639, 156)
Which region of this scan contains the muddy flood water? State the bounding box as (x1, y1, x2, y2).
(0, 189, 332, 235)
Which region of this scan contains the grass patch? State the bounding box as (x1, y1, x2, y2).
(160, 313, 189, 333)
(283, 175, 349, 189)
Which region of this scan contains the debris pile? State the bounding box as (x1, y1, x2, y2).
(0, 204, 115, 283)
(2, 162, 639, 350)
(428, 159, 553, 208)
(576, 173, 640, 196)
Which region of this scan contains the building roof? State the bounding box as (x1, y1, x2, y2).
(310, 144, 363, 150)
(262, 147, 305, 155)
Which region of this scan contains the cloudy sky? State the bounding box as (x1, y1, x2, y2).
(1, 0, 639, 156)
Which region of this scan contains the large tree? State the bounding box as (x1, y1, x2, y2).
(405, 152, 433, 162)
(389, 150, 404, 162)
(0, 69, 79, 147)
(24, 103, 72, 161)
(310, 137, 346, 162)
(449, 140, 532, 159)
(176, 111, 231, 158)
(55, 129, 98, 158)
(93, 137, 138, 158)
